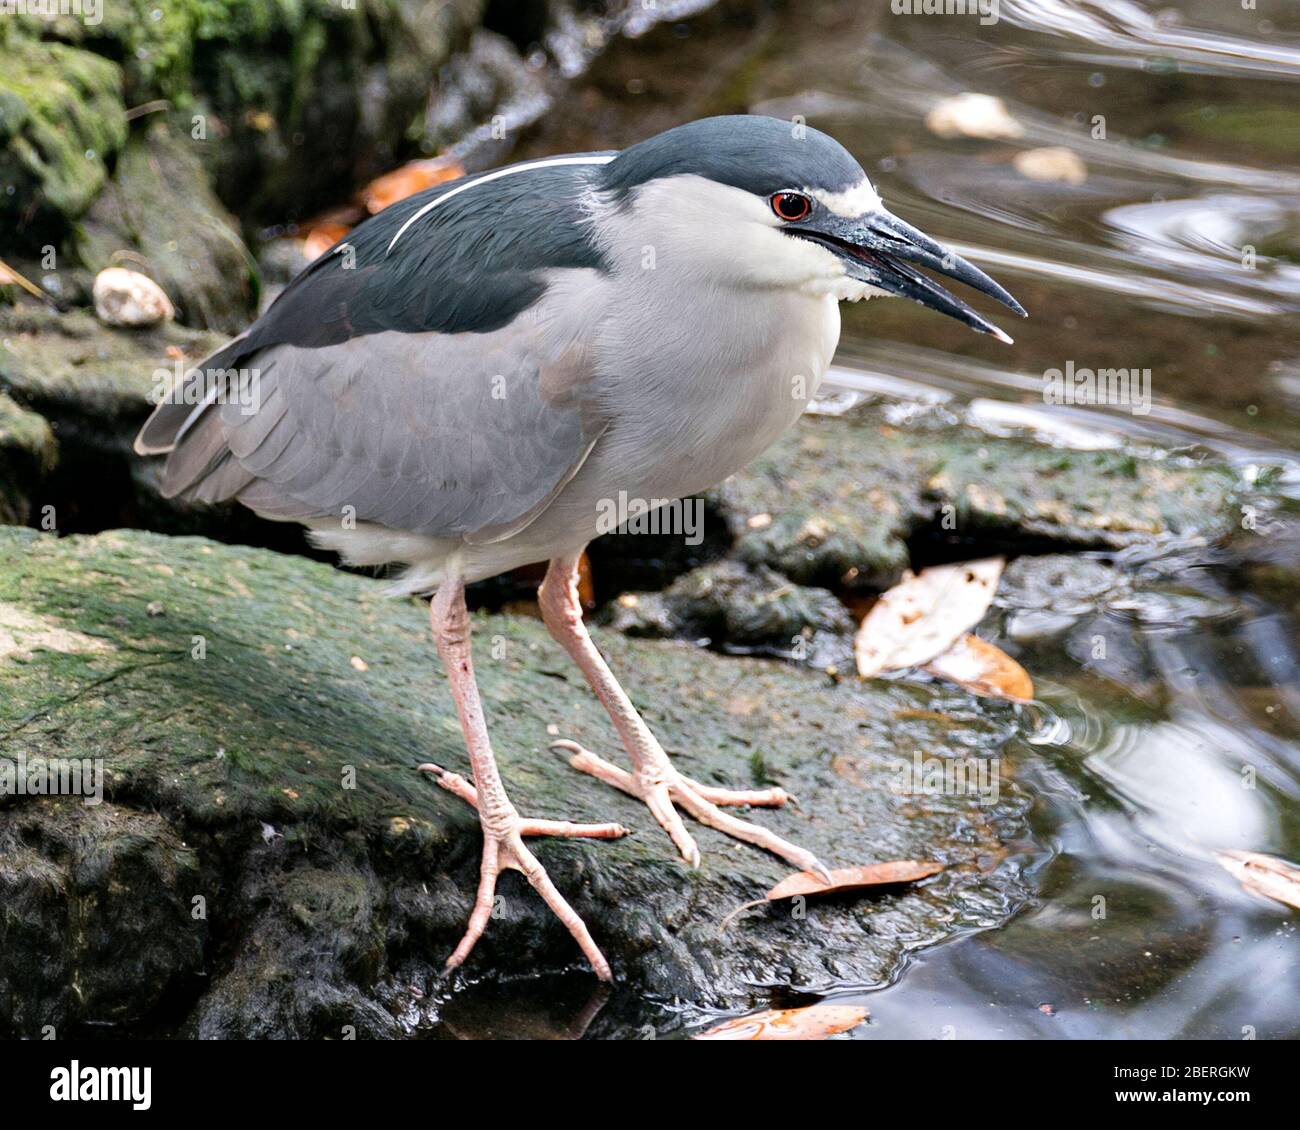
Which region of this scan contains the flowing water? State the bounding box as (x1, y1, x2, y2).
(434, 0, 1300, 1037)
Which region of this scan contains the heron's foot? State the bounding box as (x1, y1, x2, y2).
(418, 763, 627, 980)
(548, 740, 825, 876)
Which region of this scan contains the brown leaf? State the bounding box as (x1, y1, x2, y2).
(768, 860, 945, 900)
(1215, 850, 1300, 910)
(695, 1004, 868, 1041)
(923, 633, 1034, 702)
(855, 557, 1004, 678)
(362, 157, 465, 214)
(722, 860, 943, 928)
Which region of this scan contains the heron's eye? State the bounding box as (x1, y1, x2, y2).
(771, 192, 812, 223)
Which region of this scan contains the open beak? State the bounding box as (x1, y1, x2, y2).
(791, 208, 1027, 343)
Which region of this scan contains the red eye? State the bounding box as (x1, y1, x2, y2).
(771, 191, 811, 222)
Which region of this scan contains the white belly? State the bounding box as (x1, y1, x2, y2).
(355, 285, 841, 589)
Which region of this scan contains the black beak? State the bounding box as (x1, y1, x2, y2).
(791, 208, 1027, 343)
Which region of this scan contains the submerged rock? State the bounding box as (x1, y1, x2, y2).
(0, 527, 1030, 1037)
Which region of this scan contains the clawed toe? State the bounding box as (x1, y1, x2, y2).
(550, 739, 822, 875)
(418, 762, 624, 980)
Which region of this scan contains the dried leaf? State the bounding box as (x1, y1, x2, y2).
(855, 557, 1004, 678)
(302, 222, 352, 262)
(695, 1004, 868, 1041)
(362, 157, 465, 214)
(768, 860, 944, 900)
(722, 860, 943, 928)
(1215, 850, 1300, 910)
(923, 633, 1034, 702)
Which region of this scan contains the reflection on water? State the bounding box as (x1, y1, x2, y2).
(442, 0, 1299, 1038)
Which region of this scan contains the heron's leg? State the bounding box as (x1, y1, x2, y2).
(427, 577, 622, 980)
(538, 552, 824, 875)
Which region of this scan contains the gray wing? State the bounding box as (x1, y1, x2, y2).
(160, 313, 606, 539)
(136, 156, 616, 540)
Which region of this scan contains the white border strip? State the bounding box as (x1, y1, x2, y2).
(386, 155, 617, 253)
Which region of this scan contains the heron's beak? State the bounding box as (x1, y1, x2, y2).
(791, 208, 1027, 343)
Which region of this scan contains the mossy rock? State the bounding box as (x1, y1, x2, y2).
(0, 527, 1030, 1036)
(74, 120, 258, 333)
(0, 392, 56, 526)
(0, 34, 128, 250)
(0, 304, 222, 439)
(723, 410, 1241, 589)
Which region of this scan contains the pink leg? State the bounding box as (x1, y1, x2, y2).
(426, 576, 623, 980)
(538, 552, 825, 876)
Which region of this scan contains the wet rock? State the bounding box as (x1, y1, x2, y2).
(0, 393, 56, 526)
(0, 37, 128, 252)
(0, 527, 1030, 1036)
(75, 122, 255, 333)
(0, 800, 207, 1035)
(604, 559, 855, 664)
(92, 267, 175, 329)
(722, 411, 1242, 591)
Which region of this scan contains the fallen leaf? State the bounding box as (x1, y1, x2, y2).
(695, 1004, 867, 1041)
(722, 860, 943, 928)
(768, 860, 945, 900)
(923, 633, 1034, 702)
(1215, 850, 1300, 910)
(855, 558, 1004, 678)
(361, 157, 465, 214)
(302, 221, 352, 262)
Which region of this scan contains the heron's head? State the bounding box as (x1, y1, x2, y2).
(599, 115, 1026, 342)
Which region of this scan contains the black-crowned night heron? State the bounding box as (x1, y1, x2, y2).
(135, 115, 1024, 980)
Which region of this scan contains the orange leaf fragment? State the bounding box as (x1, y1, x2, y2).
(695, 1004, 868, 1041)
(302, 222, 352, 262)
(362, 157, 466, 214)
(923, 633, 1034, 702)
